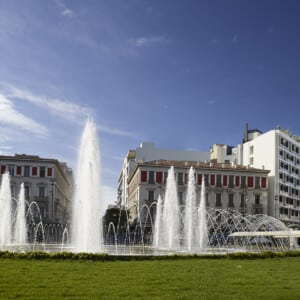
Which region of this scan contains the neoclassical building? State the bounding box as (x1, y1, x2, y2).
(0, 154, 73, 224)
(127, 160, 269, 225)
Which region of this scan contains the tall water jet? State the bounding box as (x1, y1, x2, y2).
(198, 178, 208, 252)
(153, 194, 162, 248)
(0, 172, 12, 247)
(160, 166, 180, 250)
(72, 119, 103, 252)
(184, 167, 197, 251)
(13, 183, 27, 245)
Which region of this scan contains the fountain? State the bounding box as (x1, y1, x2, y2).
(0, 119, 299, 255)
(0, 172, 12, 246)
(72, 119, 103, 253)
(198, 177, 208, 252)
(13, 183, 27, 245)
(184, 167, 197, 251)
(158, 166, 180, 250)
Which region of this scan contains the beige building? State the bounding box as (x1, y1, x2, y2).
(127, 160, 269, 226)
(0, 154, 73, 224)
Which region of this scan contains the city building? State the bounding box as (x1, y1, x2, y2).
(210, 124, 300, 226)
(241, 126, 300, 225)
(127, 160, 269, 226)
(0, 154, 73, 224)
(118, 142, 209, 207)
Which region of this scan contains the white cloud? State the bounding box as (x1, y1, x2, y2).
(0, 94, 48, 137)
(6, 85, 91, 123)
(55, 0, 75, 18)
(1, 83, 136, 138)
(98, 124, 136, 138)
(130, 36, 171, 47)
(61, 8, 74, 18)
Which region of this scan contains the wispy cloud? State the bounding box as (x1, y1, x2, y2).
(1, 83, 136, 138)
(97, 124, 136, 138)
(5, 84, 91, 123)
(130, 36, 171, 47)
(55, 0, 75, 18)
(0, 94, 48, 137)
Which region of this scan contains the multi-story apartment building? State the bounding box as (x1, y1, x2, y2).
(118, 142, 209, 207)
(0, 154, 73, 224)
(242, 127, 300, 225)
(210, 124, 300, 226)
(127, 160, 269, 226)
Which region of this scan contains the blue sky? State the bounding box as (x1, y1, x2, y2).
(1, 0, 300, 207)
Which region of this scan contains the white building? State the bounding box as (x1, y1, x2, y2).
(0, 154, 73, 223)
(210, 124, 300, 226)
(242, 127, 300, 225)
(127, 160, 269, 226)
(118, 142, 209, 207)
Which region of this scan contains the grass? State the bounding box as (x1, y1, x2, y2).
(0, 256, 300, 299)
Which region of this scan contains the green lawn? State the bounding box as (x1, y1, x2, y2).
(0, 257, 299, 300)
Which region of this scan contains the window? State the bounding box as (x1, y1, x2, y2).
(178, 192, 184, 206)
(255, 194, 260, 205)
(16, 166, 22, 176)
(32, 167, 37, 176)
(240, 194, 245, 207)
(229, 175, 234, 188)
(24, 166, 30, 177)
(39, 186, 45, 197)
(148, 171, 155, 184)
(223, 175, 228, 187)
(141, 171, 147, 182)
(210, 174, 215, 186)
(156, 172, 162, 184)
(261, 177, 267, 188)
(241, 176, 246, 188)
(0, 165, 5, 174)
(255, 177, 260, 189)
(24, 186, 30, 200)
(216, 175, 222, 187)
(198, 174, 202, 185)
(228, 194, 234, 208)
(10, 185, 15, 198)
(39, 166, 46, 178)
(164, 172, 168, 184)
(235, 176, 240, 187)
(177, 173, 183, 185)
(247, 176, 254, 188)
(216, 193, 222, 207)
(148, 190, 154, 202)
(250, 145, 254, 155)
(8, 165, 15, 176)
(206, 193, 209, 207)
(204, 174, 209, 186)
(47, 168, 52, 177)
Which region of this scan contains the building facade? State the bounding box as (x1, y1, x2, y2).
(118, 142, 209, 207)
(127, 160, 269, 226)
(241, 128, 300, 225)
(210, 124, 300, 226)
(0, 154, 73, 224)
